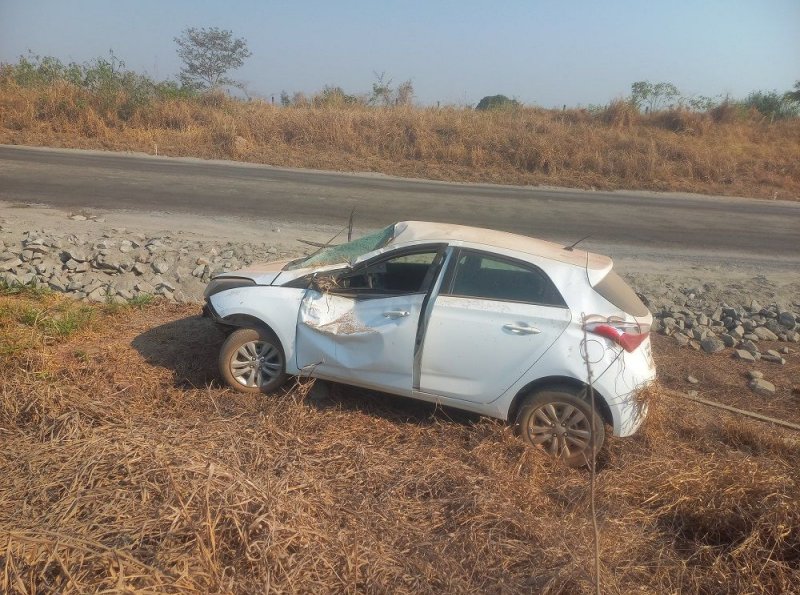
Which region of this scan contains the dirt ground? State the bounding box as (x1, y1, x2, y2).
(1, 293, 799, 594)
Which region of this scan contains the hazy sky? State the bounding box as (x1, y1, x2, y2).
(1, 0, 798, 107)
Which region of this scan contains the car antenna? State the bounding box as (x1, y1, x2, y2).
(564, 234, 591, 251)
(347, 207, 356, 242)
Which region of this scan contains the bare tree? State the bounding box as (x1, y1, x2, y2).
(174, 27, 252, 90)
(370, 71, 393, 106)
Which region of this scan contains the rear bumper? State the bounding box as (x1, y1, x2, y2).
(594, 339, 657, 437)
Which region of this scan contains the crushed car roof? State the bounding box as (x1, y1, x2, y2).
(391, 221, 612, 270)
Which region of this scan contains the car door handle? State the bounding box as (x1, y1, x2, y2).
(383, 310, 410, 319)
(503, 323, 541, 335)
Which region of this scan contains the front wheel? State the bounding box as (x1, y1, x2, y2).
(219, 327, 288, 394)
(515, 388, 605, 467)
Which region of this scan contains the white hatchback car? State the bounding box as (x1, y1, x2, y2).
(203, 221, 655, 465)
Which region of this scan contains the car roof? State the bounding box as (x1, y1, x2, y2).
(390, 221, 612, 270)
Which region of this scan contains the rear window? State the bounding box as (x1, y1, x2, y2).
(592, 271, 649, 317)
(445, 251, 566, 307)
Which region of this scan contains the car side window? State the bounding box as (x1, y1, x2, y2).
(337, 250, 441, 295)
(445, 250, 566, 307)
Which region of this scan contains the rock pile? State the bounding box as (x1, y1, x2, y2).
(652, 301, 798, 360)
(0, 230, 298, 303)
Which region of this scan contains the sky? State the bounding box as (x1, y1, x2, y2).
(1, 0, 798, 107)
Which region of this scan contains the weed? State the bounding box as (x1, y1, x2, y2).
(0, 279, 52, 298)
(16, 303, 93, 338)
(128, 293, 154, 308)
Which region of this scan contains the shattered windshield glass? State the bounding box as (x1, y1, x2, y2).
(283, 224, 396, 270)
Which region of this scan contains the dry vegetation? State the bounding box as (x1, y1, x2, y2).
(1, 79, 800, 200)
(1, 289, 799, 593)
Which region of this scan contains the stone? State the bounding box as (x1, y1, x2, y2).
(778, 311, 796, 330)
(69, 214, 87, 221)
(753, 327, 779, 341)
(743, 333, 760, 342)
(701, 337, 726, 354)
(696, 313, 709, 326)
(48, 276, 68, 292)
(734, 349, 756, 362)
(674, 333, 690, 347)
(132, 262, 148, 276)
(134, 281, 155, 294)
(152, 260, 169, 274)
(686, 375, 699, 384)
(0, 258, 22, 272)
(688, 340, 701, 351)
(720, 333, 736, 347)
(730, 325, 745, 338)
(86, 287, 107, 302)
(749, 378, 776, 397)
(192, 264, 206, 278)
(747, 370, 763, 380)
(760, 354, 786, 365)
(64, 248, 89, 262)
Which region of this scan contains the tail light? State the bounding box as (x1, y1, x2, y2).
(584, 317, 650, 353)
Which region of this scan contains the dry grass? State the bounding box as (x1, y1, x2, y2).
(2, 80, 800, 200)
(1, 290, 799, 593)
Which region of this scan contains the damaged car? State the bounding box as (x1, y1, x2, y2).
(203, 221, 655, 465)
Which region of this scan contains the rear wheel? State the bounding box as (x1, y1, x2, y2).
(515, 388, 605, 467)
(219, 327, 288, 394)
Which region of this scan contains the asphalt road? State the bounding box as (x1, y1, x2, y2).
(1, 145, 798, 260)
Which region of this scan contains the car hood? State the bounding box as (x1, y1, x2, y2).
(217, 259, 292, 286)
(217, 259, 346, 286)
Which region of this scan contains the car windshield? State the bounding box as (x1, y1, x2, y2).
(283, 224, 396, 271)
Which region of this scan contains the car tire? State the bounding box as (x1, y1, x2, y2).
(515, 387, 605, 467)
(219, 327, 288, 394)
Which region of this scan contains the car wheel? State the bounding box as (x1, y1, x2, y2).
(219, 327, 288, 394)
(515, 388, 605, 467)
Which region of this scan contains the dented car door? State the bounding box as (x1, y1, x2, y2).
(295, 247, 446, 396)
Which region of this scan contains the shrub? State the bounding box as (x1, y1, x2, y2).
(742, 90, 800, 120)
(599, 99, 639, 128)
(475, 95, 520, 111)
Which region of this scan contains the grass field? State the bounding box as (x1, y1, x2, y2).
(2, 78, 800, 200)
(1, 289, 799, 593)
